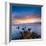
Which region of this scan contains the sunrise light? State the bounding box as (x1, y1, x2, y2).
(12, 17, 41, 25)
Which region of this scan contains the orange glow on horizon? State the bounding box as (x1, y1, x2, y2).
(12, 17, 41, 25)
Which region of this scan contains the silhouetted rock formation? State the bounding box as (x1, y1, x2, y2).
(16, 26, 19, 29)
(28, 28, 31, 32)
(32, 32, 41, 39)
(11, 27, 41, 40)
(20, 28, 32, 39)
(20, 31, 41, 39)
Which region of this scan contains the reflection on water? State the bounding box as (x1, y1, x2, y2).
(11, 23, 41, 40)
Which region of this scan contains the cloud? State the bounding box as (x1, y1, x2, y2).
(12, 16, 41, 25)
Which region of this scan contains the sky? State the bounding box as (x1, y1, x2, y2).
(11, 4, 41, 24)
